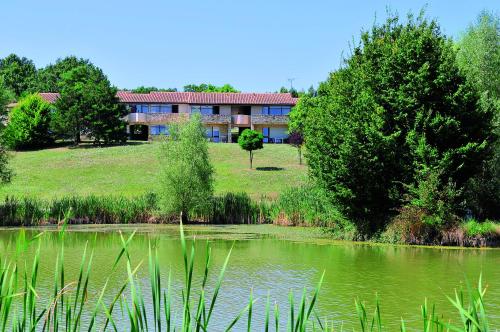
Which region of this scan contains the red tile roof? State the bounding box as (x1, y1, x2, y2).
(39, 93, 60, 103)
(39, 91, 297, 106)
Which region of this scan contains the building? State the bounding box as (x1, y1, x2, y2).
(39, 91, 297, 143)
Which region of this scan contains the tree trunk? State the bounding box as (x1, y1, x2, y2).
(298, 147, 302, 165)
(74, 121, 81, 145)
(250, 150, 253, 169)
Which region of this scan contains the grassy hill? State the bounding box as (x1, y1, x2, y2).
(0, 143, 307, 199)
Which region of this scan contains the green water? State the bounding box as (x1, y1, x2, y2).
(0, 224, 499, 331)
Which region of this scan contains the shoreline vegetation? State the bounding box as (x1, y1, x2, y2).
(0, 192, 498, 247)
(0, 224, 493, 331)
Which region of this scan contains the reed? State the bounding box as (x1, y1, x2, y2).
(0, 223, 325, 331)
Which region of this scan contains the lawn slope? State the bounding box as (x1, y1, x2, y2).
(0, 143, 306, 199)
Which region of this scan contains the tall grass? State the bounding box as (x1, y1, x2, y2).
(0, 223, 325, 331)
(0, 192, 274, 226)
(0, 224, 494, 331)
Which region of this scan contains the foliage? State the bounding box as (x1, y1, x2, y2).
(238, 129, 263, 169)
(288, 131, 304, 164)
(0, 53, 37, 97)
(130, 86, 178, 93)
(456, 11, 500, 101)
(3, 94, 54, 150)
(462, 219, 499, 237)
(183, 83, 239, 92)
(0, 77, 15, 118)
(54, 64, 127, 144)
(300, 12, 493, 233)
(457, 11, 500, 220)
(158, 114, 214, 221)
(34, 56, 92, 92)
(274, 184, 357, 239)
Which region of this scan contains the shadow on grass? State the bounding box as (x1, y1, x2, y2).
(69, 140, 149, 149)
(255, 167, 284, 171)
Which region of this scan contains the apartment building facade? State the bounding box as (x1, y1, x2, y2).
(39, 91, 297, 143)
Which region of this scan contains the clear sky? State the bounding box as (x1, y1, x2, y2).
(1, 0, 497, 92)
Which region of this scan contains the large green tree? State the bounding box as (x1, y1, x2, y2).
(0, 81, 12, 183)
(299, 13, 493, 232)
(34, 56, 91, 92)
(456, 11, 500, 219)
(3, 94, 54, 150)
(183, 83, 239, 93)
(0, 54, 36, 97)
(158, 113, 214, 222)
(54, 64, 127, 145)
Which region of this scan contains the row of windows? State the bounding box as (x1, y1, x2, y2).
(191, 105, 220, 115)
(134, 104, 178, 114)
(262, 106, 291, 116)
(132, 104, 290, 115)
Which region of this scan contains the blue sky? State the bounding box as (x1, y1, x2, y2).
(1, 0, 497, 92)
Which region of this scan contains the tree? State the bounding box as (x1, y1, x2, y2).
(456, 11, 500, 219)
(3, 94, 54, 150)
(238, 129, 263, 169)
(301, 13, 493, 232)
(158, 113, 214, 222)
(288, 131, 304, 165)
(0, 82, 12, 183)
(130, 86, 177, 93)
(183, 83, 239, 93)
(54, 64, 127, 145)
(0, 78, 15, 123)
(0, 54, 36, 97)
(34, 56, 91, 92)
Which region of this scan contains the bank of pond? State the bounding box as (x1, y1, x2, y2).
(0, 224, 498, 331)
(0, 192, 498, 247)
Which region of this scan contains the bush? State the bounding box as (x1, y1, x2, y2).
(3, 94, 54, 150)
(462, 219, 499, 237)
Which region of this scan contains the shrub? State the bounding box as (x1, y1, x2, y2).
(3, 94, 54, 150)
(158, 113, 214, 222)
(462, 219, 500, 237)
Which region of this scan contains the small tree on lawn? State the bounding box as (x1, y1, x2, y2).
(288, 131, 304, 165)
(158, 113, 214, 222)
(238, 129, 263, 169)
(3, 94, 54, 150)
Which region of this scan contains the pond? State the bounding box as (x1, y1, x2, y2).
(0, 224, 499, 331)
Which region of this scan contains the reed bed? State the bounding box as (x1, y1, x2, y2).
(0, 193, 274, 226)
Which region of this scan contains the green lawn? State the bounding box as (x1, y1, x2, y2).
(0, 143, 307, 199)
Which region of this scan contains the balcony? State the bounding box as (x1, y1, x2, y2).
(231, 114, 250, 126)
(250, 114, 289, 125)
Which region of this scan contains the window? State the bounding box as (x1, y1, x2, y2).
(172, 105, 179, 113)
(160, 105, 172, 113)
(137, 104, 149, 113)
(261, 106, 291, 115)
(191, 105, 214, 115)
(150, 125, 168, 135)
(206, 127, 221, 142)
(150, 105, 160, 113)
(262, 127, 270, 143)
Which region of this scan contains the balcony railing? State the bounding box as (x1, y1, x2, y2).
(200, 114, 231, 124)
(250, 114, 289, 125)
(231, 114, 250, 126)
